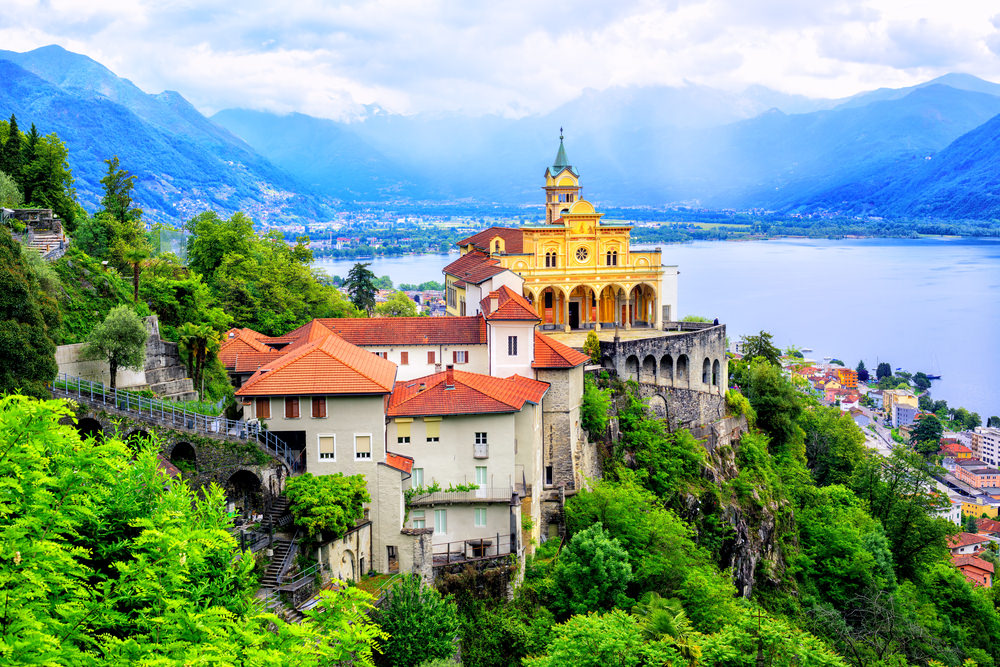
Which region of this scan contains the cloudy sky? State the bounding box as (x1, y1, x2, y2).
(3, 0, 1000, 120)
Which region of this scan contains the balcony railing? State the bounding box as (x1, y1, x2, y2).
(473, 442, 489, 458)
(433, 533, 517, 566)
(408, 486, 515, 505)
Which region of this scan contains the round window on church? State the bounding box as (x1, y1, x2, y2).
(575, 246, 589, 263)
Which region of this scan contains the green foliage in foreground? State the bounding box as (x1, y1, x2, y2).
(0, 395, 385, 665)
(373, 574, 459, 667)
(284, 472, 371, 542)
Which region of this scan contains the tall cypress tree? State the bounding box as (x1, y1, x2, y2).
(0, 114, 23, 181)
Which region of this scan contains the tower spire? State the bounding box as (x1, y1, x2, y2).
(553, 128, 569, 170)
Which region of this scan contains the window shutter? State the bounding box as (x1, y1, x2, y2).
(256, 398, 270, 419)
(319, 436, 335, 460)
(425, 418, 441, 439)
(428, 351, 435, 364)
(397, 420, 411, 438)
(312, 397, 326, 418)
(400, 351, 409, 365)
(285, 397, 299, 419)
(453, 350, 458, 363)
(356, 435, 372, 458)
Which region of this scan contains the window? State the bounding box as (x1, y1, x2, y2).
(474, 507, 487, 527)
(355, 434, 372, 460)
(545, 465, 553, 486)
(494, 240, 501, 253)
(544, 291, 553, 308)
(255, 397, 270, 419)
(319, 435, 335, 460)
(544, 251, 557, 267)
(434, 509, 447, 534)
(311, 397, 326, 419)
(453, 350, 468, 364)
(447, 286, 457, 308)
(400, 351, 409, 365)
(475, 466, 487, 486)
(606, 249, 618, 266)
(425, 418, 441, 442)
(427, 350, 436, 364)
(285, 397, 299, 419)
(375, 351, 388, 359)
(397, 420, 411, 444)
(475, 432, 487, 445)
(412, 467, 424, 487)
(507, 335, 518, 356)
(575, 246, 589, 262)
(412, 510, 425, 529)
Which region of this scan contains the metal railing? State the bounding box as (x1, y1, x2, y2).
(52, 372, 300, 471)
(276, 529, 301, 586)
(473, 442, 489, 458)
(433, 533, 517, 565)
(408, 486, 516, 504)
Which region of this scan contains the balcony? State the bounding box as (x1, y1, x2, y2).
(408, 486, 515, 505)
(473, 442, 489, 459)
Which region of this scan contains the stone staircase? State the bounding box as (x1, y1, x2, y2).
(260, 539, 294, 589)
(262, 496, 292, 532)
(27, 231, 64, 256)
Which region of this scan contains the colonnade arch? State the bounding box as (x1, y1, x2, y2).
(524, 281, 661, 330)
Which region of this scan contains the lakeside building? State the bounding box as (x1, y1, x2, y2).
(444, 134, 677, 330)
(972, 427, 1000, 467)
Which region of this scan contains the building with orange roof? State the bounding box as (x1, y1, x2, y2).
(952, 554, 994, 587)
(444, 133, 676, 331)
(948, 532, 991, 555)
(835, 368, 858, 388)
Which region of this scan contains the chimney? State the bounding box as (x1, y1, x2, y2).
(445, 364, 455, 389)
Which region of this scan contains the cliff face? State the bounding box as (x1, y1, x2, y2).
(700, 434, 796, 599)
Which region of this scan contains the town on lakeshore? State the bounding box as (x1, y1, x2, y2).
(3, 115, 1000, 663)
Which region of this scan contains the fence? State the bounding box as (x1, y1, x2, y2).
(432, 533, 517, 566)
(408, 486, 516, 505)
(52, 372, 301, 471)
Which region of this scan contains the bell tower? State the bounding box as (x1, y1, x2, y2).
(543, 129, 581, 225)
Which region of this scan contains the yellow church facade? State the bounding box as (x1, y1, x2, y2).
(444, 134, 677, 331)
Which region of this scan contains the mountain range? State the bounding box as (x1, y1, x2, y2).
(4, 45, 1000, 223)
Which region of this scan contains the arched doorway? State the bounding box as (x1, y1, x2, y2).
(660, 355, 673, 385)
(676, 355, 689, 387)
(641, 355, 656, 383)
(126, 429, 151, 447)
(624, 355, 640, 382)
(170, 441, 197, 472)
(712, 360, 721, 390)
(76, 418, 103, 442)
(648, 395, 667, 418)
(702, 358, 711, 386)
(226, 470, 263, 519)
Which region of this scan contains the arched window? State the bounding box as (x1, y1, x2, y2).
(494, 241, 501, 253)
(606, 250, 618, 266)
(545, 251, 557, 268)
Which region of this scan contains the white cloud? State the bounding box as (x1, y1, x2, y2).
(1, 0, 999, 119)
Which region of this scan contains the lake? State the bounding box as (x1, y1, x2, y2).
(314, 237, 1000, 419)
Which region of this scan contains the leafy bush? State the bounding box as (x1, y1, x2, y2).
(375, 574, 459, 667)
(284, 472, 370, 541)
(550, 524, 632, 617)
(580, 376, 611, 439)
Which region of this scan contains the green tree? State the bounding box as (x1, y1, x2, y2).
(83, 304, 147, 389)
(100, 156, 143, 224)
(739, 330, 781, 366)
(284, 472, 371, 541)
(742, 357, 804, 457)
(525, 609, 683, 667)
(0, 228, 58, 397)
(631, 592, 702, 664)
(18, 128, 77, 230)
(876, 362, 892, 380)
(374, 574, 459, 667)
(0, 169, 23, 208)
(580, 376, 611, 439)
(856, 360, 869, 383)
(550, 523, 632, 617)
(800, 405, 867, 486)
(375, 290, 418, 317)
(345, 262, 377, 315)
(989, 416, 1000, 428)
(0, 114, 23, 179)
(851, 447, 953, 578)
(913, 372, 931, 392)
(177, 322, 219, 398)
(910, 414, 944, 453)
(122, 244, 149, 303)
(185, 210, 255, 278)
(582, 330, 601, 363)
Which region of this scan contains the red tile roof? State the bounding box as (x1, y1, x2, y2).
(456, 226, 524, 254)
(387, 368, 548, 417)
(305, 317, 488, 346)
(977, 518, 1000, 534)
(480, 285, 539, 321)
(236, 334, 396, 396)
(385, 452, 414, 474)
(952, 554, 994, 586)
(948, 532, 990, 550)
(940, 443, 973, 456)
(532, 332, 590, 368)
(443, 251, 507, 285)
(233, 351, 286, 374)
(219, 328, 278, 368)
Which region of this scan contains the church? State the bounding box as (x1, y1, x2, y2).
(444, 133, 677, 331)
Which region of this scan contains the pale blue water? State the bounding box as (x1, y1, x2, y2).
(314, 238, 1000, 419)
